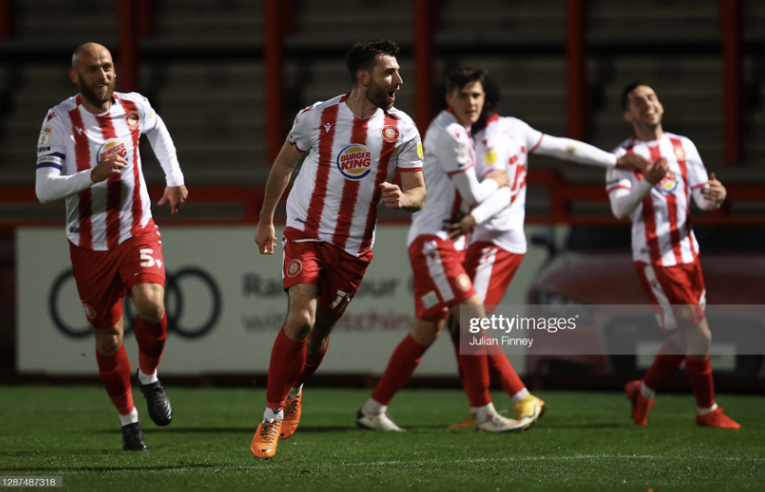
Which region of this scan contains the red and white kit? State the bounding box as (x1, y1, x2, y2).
(36, 92, 183, 325)
(608, 133, 710, 329)
(467, 114, 620, 307)
(284, 94, 422, 315)
(36, 92, 183, 251)
(408, 109, 498, 319)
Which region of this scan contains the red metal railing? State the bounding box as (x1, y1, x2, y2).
(3, 172, 763, 230)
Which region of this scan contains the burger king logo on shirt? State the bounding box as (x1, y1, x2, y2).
(337, 144, 372, 179)
(97, 138, 128, 164)
(657, 170, 678, 194)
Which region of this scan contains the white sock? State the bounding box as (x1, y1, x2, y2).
(288, 385, 302, 399)
(697, 403, 718, 415)
(119, 408, 139, 426)
(139, 369, 158, 385)
(512, 388, 530, 402)
(474, 402, 497, 422)
(640, 381, 656, 400)
(362, 398, 386, 416)
(263, 407, 284, 422)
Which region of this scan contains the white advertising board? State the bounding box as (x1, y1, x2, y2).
(17, 225, 549, 376)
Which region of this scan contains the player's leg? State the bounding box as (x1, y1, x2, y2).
(119, 227, 172, 427)
(281, 305, 334, 440)
(70, 241, 146, 450)
(676, 318, 739, 428)
(358, 236, 456, 431)
(463, 245, 543, 423)
(626, 262, 685, 424)
(358, 316, 445, 432)
(451, 297, 528, 432)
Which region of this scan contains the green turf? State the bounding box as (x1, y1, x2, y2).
(0, 386, 763, 491)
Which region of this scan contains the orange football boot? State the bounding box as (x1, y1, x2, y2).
(251, 419, 282, 459)
(280, 392, 302, 439)
(696, 408, 741, 429)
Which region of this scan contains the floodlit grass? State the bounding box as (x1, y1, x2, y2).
(0, 386, 763, 491)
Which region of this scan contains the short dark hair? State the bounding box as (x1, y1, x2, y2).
(446, 68, 487, 94)
(621, 81, 647, 110)
(345, 39, 400, 85)
(483, 76, 501, 109)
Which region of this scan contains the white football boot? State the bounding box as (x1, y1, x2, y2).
(356, 408, 406, 432)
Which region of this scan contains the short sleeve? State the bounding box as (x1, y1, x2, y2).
(435, 123, 474, 175)
(395, 118, 423, 171)
(36, 110, 68, 171)
(683, 139, 709, 190)
(517, 120, 544, 153)
(288, 104, 319, 152)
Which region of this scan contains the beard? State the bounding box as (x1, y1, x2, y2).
(79, 77, 115, 108)
(366, 79, 393, 110)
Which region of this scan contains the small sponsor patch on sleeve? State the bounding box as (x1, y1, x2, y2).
(456, 144, 471, 166)
(484, 149, 498, 165)
(37, 127, 52, 148)
(417, 142, 424, 158)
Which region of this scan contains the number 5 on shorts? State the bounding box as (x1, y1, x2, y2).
(140, 248, 157, 267)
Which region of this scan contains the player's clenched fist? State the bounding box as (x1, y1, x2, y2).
(380, 181, 406, 209)
(255, 222, 277, 255)
(644, 157, 669, 185)
(90, 154, 127, 183)
(702, 172, 726, 203)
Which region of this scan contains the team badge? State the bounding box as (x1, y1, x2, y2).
(337, 144, 372, 179)
(286, 259, 303, 278)
(382, 125, 399, 143)
(82, 303, 96, 320)
(97, 138, 128, 164)
(455, 273, 472, 292)
(126, 111, 140, 129)
(657, 171, 678, 194)
(674, 146, 686, 161)
(417, 142, 424, 158)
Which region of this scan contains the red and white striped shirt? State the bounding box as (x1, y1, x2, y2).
(608, 133, 709, 267)
(287, 94, 423, 257)
(36, 92, 182, 251)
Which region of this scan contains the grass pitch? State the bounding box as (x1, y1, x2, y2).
(0, 386, 763, 491)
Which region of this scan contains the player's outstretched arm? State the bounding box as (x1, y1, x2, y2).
(609, 158, 668, 219)
(533, 134, 649, 171)
(256, 138, 303, 254)
(381, 170, 426, 212)
(693, 172, 726, 211)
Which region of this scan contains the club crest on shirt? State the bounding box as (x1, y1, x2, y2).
(674, 145, 686, 161)
(97, 138, 128, 163)
(381, 125, 399, 143)
(656, 170, 678, 194)
(126, 111, 140, 129)
(337, 144, 372, 179)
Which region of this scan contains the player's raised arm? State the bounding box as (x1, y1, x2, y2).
(255, 137, 304, 254)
